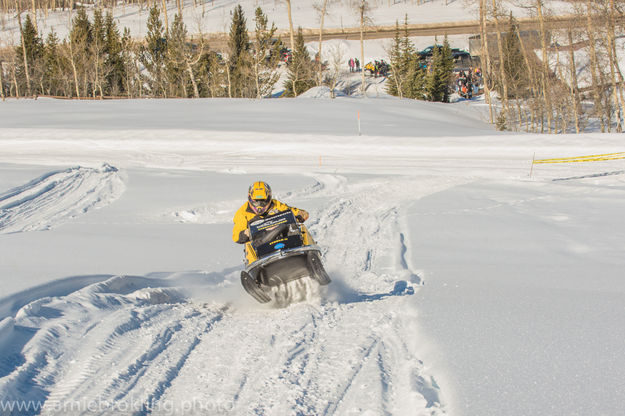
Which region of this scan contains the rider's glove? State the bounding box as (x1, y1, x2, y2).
(296, 210, 309, 222)
(237, 228, 250, 243)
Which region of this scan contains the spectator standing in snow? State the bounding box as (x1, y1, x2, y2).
(355, 58, 360, 72)
(348, 58, 354, 73)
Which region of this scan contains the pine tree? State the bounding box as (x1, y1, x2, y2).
(284, 27, 315, 97)
(15, 14, 43, 96)
(199, 51, 226, 98)
(121, 28, 138, 97)
(166, 13, 189, 97)
(386, 20, 403, 97)
(228, 5, 253, 97)
(42, 29, 63, 96)
(406, 53, 427, 100)
(104, 12, 125, 96)
(252, 6, 280, 98)
(387, 16, 426, 100)
(68, 7, 93, 97)
(426, 37, 454, 102)
(70, 8, 92, 48)
(140, 5, 167, 97)
(502, 15, 530, 99)
(91, 8, 107, 97)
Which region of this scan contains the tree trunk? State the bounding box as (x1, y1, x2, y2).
(360, 0, 366, 96)
(285, 0, 295, 52)
(254, 57, 260, 99)
(31, 0, 37, 32)
(479, 0, 493, 123)
(607, 0, 623, 132)
(225, 60, 232, 98)
(517, 29, 538, 132)
(491, 0, 508, 114)
(161, 0, 169, 35)
(536, 0, 552, 133)
(567, 28, 581, 133)
(0, 60, 5, 101)
(317, 0, 328, 86)
(17, 8, 32, 97)
(68, 38, 80, 97)
(11, 56, 20, 97)
(585, 0, 604, 132)
(611, 23, 625, 130)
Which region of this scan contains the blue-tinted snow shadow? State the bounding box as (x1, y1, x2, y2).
(0, 274, 116, 321)
(552, 170, 625, 182)
(326, 275, 417, 305)
(0, 268, 241, 322)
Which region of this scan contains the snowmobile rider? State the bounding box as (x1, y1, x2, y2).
(232, 181, 309, 244)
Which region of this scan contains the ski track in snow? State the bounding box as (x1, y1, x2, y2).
(0, 164, 125, 234)
(0, 174, 461, 415)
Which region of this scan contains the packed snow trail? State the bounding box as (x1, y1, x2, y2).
(0, 173, 458, 415)
(0, 164, 124, 234)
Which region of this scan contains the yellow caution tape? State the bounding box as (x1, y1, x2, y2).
(533, 152, 625, 164)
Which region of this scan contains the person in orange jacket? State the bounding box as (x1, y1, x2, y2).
(232, 181, 309, 244)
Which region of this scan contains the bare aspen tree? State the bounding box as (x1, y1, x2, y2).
(516, 29, 539, 132)
(67, 39, 80, 97)
(566, 27, 581, 133)
(161, 0, 169, 35)
(585, 0, 604, 132)
(606, 0, 623, 131)
(315, 0, 329, 86)
(356, 0, 372, 96)
(479, 0, 494, 123)
(491, 0, 508, 114)
(16, 5, 32, 97)
(535, 0, 552, 133)
(285, 0, 295, 52)
(31, 0, 37, 32)
(516, 31, 532, 131)
(10, 53, 19, 97)
(66, 10, 81, 98)
(553, 41, 565, 133)
(186, 59, 200, 98)
(0, 58, 5, 100)
(327, 43, 346, 98)
(224, 52, 232, 98)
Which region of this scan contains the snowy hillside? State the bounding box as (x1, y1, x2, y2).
(0, 0, 575, 53)
(1, 96, 625, 416)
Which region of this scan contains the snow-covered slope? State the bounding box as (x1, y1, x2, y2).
(0, 164, 124, 234)
(1, 97, 625, 416)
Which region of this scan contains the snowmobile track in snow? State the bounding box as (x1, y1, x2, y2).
(0, 164, 124, 234)
(0, 173, 459, 415)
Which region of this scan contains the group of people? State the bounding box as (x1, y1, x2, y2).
(455, 67, 482, 99)
(347, 58, 361, 72)
(364, 60, 390, 78)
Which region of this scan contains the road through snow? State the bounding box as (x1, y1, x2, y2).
(0, 172, 449, 415)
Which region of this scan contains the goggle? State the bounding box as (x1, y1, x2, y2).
(249, 197, 271, 210)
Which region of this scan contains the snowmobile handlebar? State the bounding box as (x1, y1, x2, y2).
(251, 223, 290, 247)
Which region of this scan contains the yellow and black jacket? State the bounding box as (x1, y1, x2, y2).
(232, 200, 308, 244)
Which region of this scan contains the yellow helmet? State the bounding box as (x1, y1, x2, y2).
(248, 181, 272, 214)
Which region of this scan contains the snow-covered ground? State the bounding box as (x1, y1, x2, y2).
(0, 0, 565, 42)
(1, 95, 625, 416)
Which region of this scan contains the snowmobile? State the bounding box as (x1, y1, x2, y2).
(240, 210, 331, 303)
